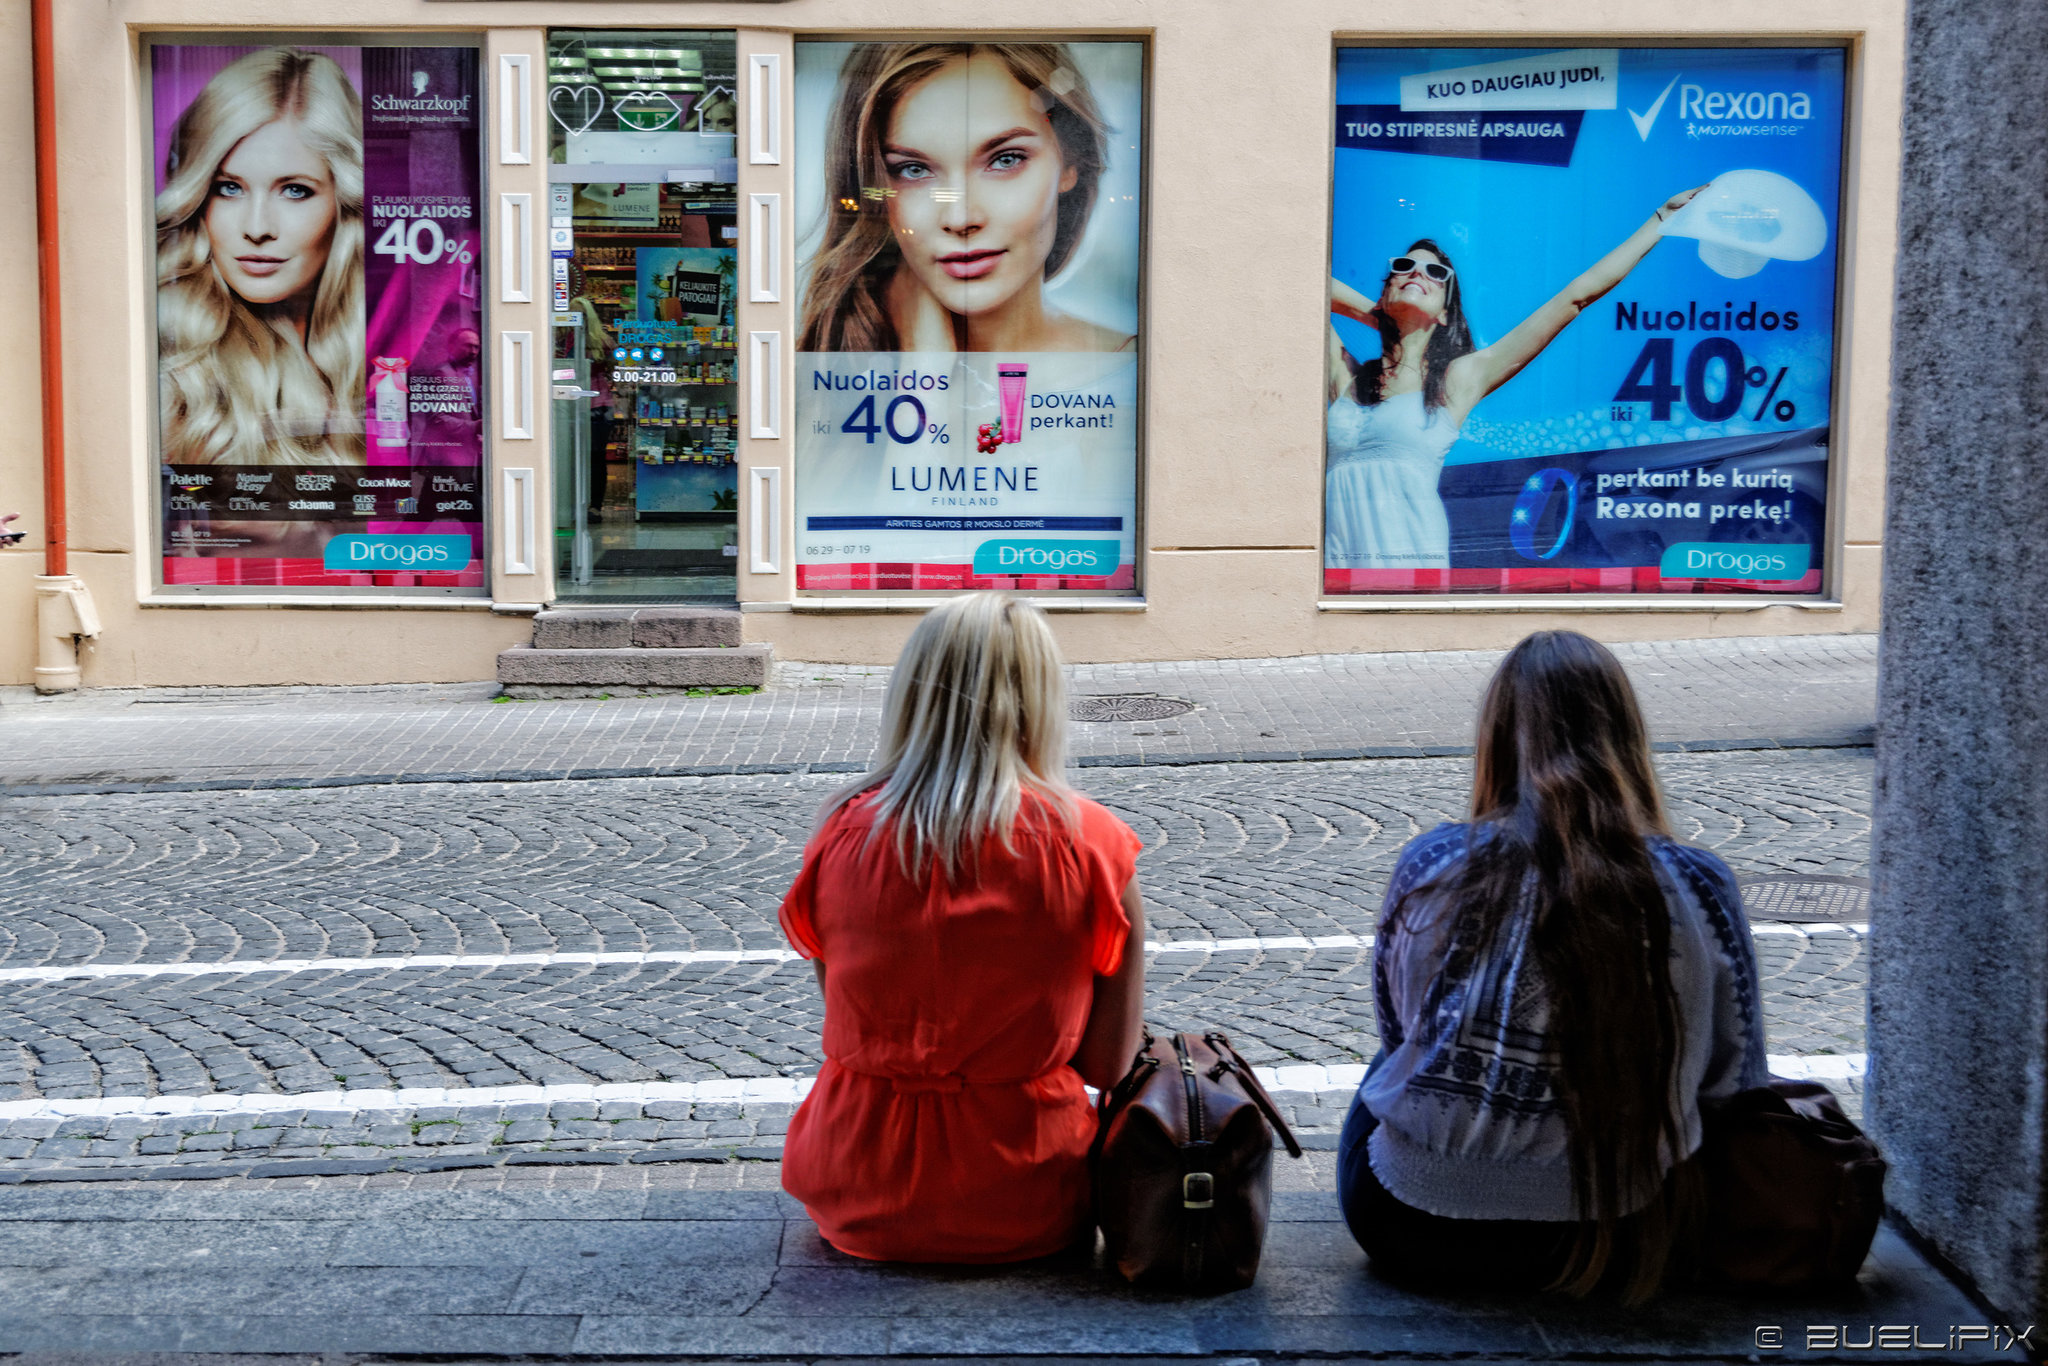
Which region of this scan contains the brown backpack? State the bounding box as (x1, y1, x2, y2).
(1698, 1079, 1887, 1288)
(1091, 1031, 1304, 1293)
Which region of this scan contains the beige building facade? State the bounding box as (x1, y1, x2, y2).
(0, 0, 1904, 687)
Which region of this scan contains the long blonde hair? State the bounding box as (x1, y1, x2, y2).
(798, 42, 1110, 353)
(156, 47, 365, 466)
(824, 594, 1077, 879)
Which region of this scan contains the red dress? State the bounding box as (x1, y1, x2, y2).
(777, 791, 1141, 1263)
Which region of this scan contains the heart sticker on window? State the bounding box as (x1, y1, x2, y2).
(548, 84, 606, 136)
(614, 90, 683, 132)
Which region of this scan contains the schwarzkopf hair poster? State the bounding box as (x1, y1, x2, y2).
(152, 44, 484, 590)
(792, 41, 1143, 592)
(1326, 47, 1845, 596)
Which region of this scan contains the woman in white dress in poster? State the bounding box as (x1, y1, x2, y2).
(1326, 190, 1701, 572)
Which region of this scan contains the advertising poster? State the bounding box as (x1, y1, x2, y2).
(636, 247, 734, 326)
(793, 41, 1143, 591)
(1326, 47, 1845, 595)
(152, 44, 484, 590)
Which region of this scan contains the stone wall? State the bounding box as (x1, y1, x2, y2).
(1868, 0, 2048, 1325)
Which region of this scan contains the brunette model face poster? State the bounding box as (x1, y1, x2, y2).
(792, 41, 1143, 591)
(152, 44, 484, 589)
(1325, 47, 1845, 596)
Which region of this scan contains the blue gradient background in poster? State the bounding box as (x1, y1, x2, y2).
(1329, 47, 1845, 579)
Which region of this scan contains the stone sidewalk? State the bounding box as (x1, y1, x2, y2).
(0, 1160, 2018, 1361)
(0, 633, 1875, 793)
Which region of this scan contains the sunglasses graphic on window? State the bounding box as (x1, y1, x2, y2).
(1388, 256, 1453, 282)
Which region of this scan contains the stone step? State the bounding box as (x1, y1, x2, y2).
(496, 643, 771, 693)
(531, 606, 742, 650)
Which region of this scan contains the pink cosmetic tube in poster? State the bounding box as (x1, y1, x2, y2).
(998, 362, 1028, 444)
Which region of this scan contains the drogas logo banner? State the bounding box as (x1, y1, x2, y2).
(970, 540, 1121, 578)
(323, 534, 473, 573)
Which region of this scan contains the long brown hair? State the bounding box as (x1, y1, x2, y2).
(1387, 630, 1692, 1301)
(798, 42, 1110, 353)
(1353, 236, 1474, 414)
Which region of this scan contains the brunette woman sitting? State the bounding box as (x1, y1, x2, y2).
(777, 594, 1147, 1262)
(1339, 630, 1769, 1302)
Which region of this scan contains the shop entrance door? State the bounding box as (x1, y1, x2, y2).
(547, 29, 740, 603)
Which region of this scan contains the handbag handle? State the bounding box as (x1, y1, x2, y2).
(1088, 1031, 1162, 1170)
(1204, 1032, 1304, 1159)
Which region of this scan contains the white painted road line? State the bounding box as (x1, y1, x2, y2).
(0, 924, 1868, 986)
(0, 948, 805, 984)
(0, 1054, 1866, 1121)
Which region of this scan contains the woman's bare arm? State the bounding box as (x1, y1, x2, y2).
(1330, 276, 1379, 325)
(1328, 325, 1356, 404)
(1452, 187, 1704, 409)
(1328, 278, 1378, 402)
(1072, 876, 1147, 1092)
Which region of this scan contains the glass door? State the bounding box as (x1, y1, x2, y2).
(547, 29, 740, 602)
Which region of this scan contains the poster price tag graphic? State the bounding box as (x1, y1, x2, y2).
(794, 353, 1136, 590)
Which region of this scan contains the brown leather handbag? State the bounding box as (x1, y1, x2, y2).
(1091, 1031, 1304, 1293)
(1698, 1079, 1887, 1288)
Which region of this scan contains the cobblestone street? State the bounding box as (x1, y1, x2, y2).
(0, 744, 1872, 1176)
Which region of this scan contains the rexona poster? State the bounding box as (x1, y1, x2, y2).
(1325, 47, 1844, 596)
(152, 45, 485, 590)
(793, 41, 1143, 591)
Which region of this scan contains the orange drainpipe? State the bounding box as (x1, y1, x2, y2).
(32, 0, 63, 577)
(28, 0, 96, 692)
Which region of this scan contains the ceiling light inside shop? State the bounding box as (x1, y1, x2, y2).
(549, 56, 589, 69)
(586, 48, 701, 67)
(593, 66, 692, 79)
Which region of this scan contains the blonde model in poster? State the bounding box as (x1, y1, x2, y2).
(1325, 190, 1700, 572)
(800, 42, 1133, 354)
(157, 47, 365, 480)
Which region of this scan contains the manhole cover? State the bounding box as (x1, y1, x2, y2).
(1070, 694, 1196, 723)
(1738, 874, 1870, 923)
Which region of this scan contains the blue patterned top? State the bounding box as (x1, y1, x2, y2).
(1359, 822, 1770, 1221)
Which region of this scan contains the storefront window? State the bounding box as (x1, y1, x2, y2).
(548, 29, 739, 602)
(1324, 46, 1845, 596)
(151, 40, 485, 592)
(792, 40, 1145, 592)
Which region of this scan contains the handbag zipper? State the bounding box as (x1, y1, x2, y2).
(1173, 1034, 1204, 1144)
(1172, 1034, 1213, 1283)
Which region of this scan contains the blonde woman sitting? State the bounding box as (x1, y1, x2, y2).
(778, 594, 1147, 1262)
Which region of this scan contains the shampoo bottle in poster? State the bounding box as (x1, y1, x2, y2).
(998, 362, 1028, 444)
(370, 357, 410, 449)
